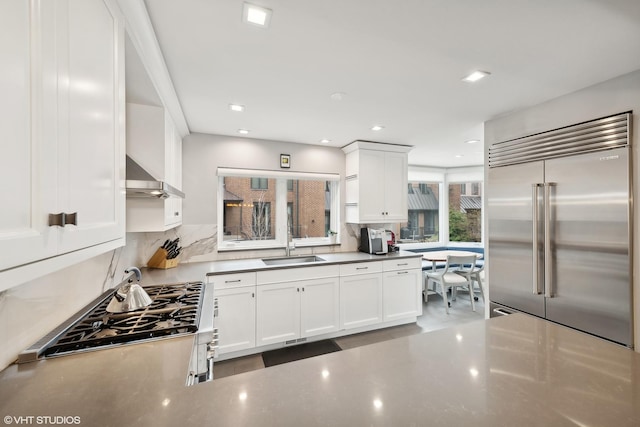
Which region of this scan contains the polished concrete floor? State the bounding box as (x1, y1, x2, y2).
(214, 289, 485, 379)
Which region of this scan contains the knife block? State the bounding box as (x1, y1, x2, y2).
(147, 248, 179, 269)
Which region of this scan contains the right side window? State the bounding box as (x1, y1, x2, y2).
(448, 181, 482, 242)
(399, 182, 440, 242)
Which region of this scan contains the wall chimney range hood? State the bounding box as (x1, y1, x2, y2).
(125, 155, 185, 199)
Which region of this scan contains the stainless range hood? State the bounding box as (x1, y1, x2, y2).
(125, 155, 185, 199)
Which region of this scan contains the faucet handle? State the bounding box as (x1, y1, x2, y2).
(124, 266, 142, 282)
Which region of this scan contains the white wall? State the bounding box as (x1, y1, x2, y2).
(483, 69, 640, 350)
(179, 133, 355, 261)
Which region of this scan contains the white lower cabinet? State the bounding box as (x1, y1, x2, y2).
(339, 264, 384, 330)
(208, 272, 257, 355)
(383, 269, 422, 321)
(256, 282, 301, 346)
(256, 266, 340, 347)
(382, 258, 423, 321)
(340, 273, 383, 329)
(216, 286, 256, 354)
(300, 277, 340, 338)
(212, 258, 422, 357)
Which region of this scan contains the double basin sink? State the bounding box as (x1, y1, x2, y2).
(262, 255, 326, 266)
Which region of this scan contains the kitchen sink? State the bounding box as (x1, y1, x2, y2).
(262, 255, 326, 266)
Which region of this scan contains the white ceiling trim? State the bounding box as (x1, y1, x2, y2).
(115, 0, 189, 137)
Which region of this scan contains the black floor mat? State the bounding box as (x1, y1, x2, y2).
(262, 339, 342, 367)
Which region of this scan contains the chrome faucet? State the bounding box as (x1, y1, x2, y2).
(285, 216, 294, 257)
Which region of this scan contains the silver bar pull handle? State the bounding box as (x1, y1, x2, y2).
(532, 184, 542, 295)
(544, 183, 555, 298)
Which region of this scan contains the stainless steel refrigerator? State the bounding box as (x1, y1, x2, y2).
(487, 112, 633, 347)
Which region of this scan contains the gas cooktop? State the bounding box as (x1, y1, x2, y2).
(18, 282, 204, 363)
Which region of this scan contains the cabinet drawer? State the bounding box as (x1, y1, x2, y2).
(257, 265, 339, 285)
(207, 272, 257, 289)
(339, 261, 383, 276)
(383, 258, 421, 272)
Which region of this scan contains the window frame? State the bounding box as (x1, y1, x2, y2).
(447, 180, 483, 244)
(217, 168, 340, 251)
(397, 166, 484, 250)
(250, 177, 268, 190)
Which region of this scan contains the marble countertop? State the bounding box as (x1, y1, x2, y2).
(139, 250, 422, 285)
(1, 314, 638, 426)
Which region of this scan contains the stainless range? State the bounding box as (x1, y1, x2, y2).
(18, 270, 218, 384)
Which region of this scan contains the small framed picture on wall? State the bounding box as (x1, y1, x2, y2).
(280, 154, 291, 168)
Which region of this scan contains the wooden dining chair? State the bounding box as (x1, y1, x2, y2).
(424, 255, 478, 314)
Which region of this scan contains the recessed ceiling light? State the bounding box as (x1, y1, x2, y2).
(242, 3, 272, 27)
(238, 129, 250, 135)
(462, 70, 490, 82)
(455, 154, 464, 158)
(330, 92, 346, 101)
(320, 139, 331, 144)
(371, 125, 385, 131)
(229, 104, 245, 112)
(465, 139, 480, 144)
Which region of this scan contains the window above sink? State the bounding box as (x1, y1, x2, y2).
(217, 168, 340, 252)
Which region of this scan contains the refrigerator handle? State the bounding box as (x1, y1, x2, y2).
(532, 184, 543, 295)
(544, 182, 556, 298)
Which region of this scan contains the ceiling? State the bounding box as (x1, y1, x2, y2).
(140, 0, 640, 167)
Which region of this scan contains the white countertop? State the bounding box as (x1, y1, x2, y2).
(1, 314, 639, 426)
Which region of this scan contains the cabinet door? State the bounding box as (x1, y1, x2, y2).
(339, 273, 383, 330)
(383, 152, 408, 221)
(164, 198, 182, 228)
(0, 0, 58, 270)
(256, 283, 301, 346)
(300, 277, 340, 338)
(58, 0, 125, 252)
(163, 116, 182, 227)
(357, 150, 387, 222)
(383, 269, 422, 321)
(216, 287, 256, 354)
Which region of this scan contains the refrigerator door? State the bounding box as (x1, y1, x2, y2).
(488, 161, 545, 317)
(544, 146, 632, 346)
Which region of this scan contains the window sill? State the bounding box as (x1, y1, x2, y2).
(218, 241, 340, 253)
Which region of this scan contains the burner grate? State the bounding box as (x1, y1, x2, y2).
(42, 282, 204, 357)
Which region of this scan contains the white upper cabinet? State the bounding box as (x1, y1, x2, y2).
(126, 102, 183, 232)
(0, 0, 56, 272)
(57, 0, 126, 252)
(343, 141, 410, 224)
(0, 0, 125, 289)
